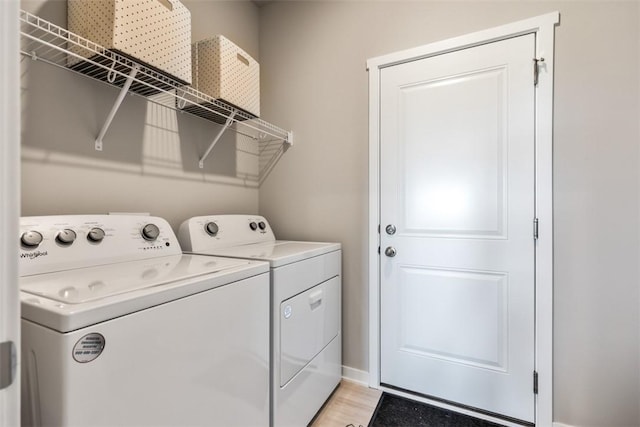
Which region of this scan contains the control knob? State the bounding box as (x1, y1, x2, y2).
(21, 230, 43, 248)
(258, 221, 266, 230)
(205, 222, 219, 237)
(249, 222, 258, 231)
(141, 224, 160, 241)
(56, 229, 77, 246)
(87, 227, 106, 243)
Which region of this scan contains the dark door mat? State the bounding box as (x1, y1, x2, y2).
(368, 393, 506, 427)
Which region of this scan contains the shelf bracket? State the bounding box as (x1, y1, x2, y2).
(198, 110, 237, 168)
(95, 64, 140, 151)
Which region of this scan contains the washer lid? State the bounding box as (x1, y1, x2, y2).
(20, 254, 253, 304)
(20, 254, 269, 333)
(192, 241, 341, 268)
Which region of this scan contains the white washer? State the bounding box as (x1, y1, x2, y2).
(19, 215, 270, 427)
(178, 215, 342, 427)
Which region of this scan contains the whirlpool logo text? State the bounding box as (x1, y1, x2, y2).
(20, 250, 48, 260)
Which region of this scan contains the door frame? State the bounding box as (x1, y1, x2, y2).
(0, 1, 21, 426)
(367, 12, 559, 426)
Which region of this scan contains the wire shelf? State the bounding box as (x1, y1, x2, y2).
(19, 10, 292, 184)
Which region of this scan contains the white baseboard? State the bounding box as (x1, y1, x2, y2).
(553, 423, 576, 427)
(341, 366, 370, 386)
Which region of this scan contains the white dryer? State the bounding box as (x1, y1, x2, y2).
(19, 215, 270, 427)
(178, 215, 342, 427)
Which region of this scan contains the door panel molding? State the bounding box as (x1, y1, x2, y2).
(367, 12, 558, 426)
(397, 266, 509, 371)
(398, 65, 508, 239)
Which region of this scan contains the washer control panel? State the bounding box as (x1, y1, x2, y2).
(19, 215, 182, 276)
(178, 215, 276, 252)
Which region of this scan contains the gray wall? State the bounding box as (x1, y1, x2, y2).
(21, 0, 261, 230)
(257, 2, 640, 426)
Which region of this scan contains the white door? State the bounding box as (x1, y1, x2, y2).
(1, 1, 21, 426)
(380, 34, 536, 422)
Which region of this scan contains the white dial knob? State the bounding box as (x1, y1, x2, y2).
(21, 230, 43, 247)
(141, 224, 160, 241)
(56, 229, 77, 245)
(205, 222, 219, 236)
(87, 227, 105, 243)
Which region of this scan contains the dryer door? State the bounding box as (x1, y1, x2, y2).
(280, 276, 340, 386)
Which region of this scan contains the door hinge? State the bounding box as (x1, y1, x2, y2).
(533, 218, 539, 240)
(534, 57, 545, 86)
(533, 371, 539, 394)
(0, 340, 17, 390)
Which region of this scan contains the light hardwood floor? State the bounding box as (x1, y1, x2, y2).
(310, 380, 382, 427)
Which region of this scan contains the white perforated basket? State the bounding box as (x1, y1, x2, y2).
(191, 35, 260, 118)
(67, 0, 192, 85)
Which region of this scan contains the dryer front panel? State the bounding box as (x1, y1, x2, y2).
(279, 276, 340, 386)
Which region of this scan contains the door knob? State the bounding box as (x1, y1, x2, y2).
(385, 246, 397, 257)
(385, 224, 396, 235)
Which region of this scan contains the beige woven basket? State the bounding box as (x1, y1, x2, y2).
(67, 0, 192, 85)
(191, 35, 260, 118)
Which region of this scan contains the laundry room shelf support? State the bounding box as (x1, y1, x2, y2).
(95, 64, 140, 151)
(19, 10, 293, 184)
(199, 111, 237, 168)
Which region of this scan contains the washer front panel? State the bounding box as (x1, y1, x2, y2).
(21, 273, 270, 426)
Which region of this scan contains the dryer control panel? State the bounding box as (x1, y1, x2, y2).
(19, 215, 182, 276)
(178, 215, 276, 252)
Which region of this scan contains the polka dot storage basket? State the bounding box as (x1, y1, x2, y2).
(67, 0, 192, 92)
(189, 35, 260, 118)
